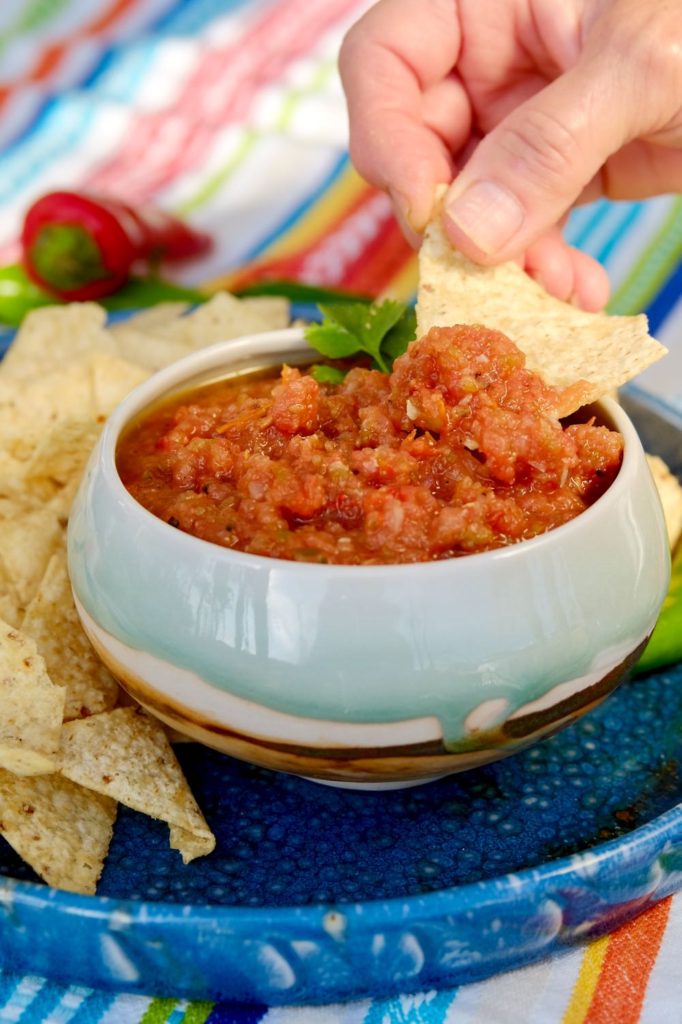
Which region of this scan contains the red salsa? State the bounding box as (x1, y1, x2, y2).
(117, 326, 624, 564)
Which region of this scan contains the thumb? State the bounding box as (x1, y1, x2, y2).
(442, 61, 633, 262)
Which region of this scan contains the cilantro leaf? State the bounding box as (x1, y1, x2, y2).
(382, 306, 416, 363)
(304, 321, 360, 359)
(304, 299, 414, 374)
(310, 364, 347, 385)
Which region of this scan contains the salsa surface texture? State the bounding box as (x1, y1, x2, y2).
(117, 326, 623, 564)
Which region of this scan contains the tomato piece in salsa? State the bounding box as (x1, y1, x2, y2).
(117, 325, 623, 564)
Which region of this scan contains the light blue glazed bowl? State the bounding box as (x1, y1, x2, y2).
(68, 328, 671, 787)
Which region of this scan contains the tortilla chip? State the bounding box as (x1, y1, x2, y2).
(112, 293, 290, 372)
(0, 449, 30, 502)
(59, 706, 215, 862)
(107, 302, 194, 372)
(647, 454, 682, 549)
(111, 326, 194, 374)
(21, 552, 120, 721)
(88, 353, 150, 416)
(238, 295, 291, 329)
(0, 494, 43, 520)
(0, 599, 22, 631)
(24, 418, 102, 492)
(46, 474, 83, 527)
(109, 302, 190, 334)
(0, 536, 26, 627)
(169, 823, 215, 863)
(0, 620, 65, 775)
(166, 292, 290, 349)
(0, 769, 116, 893)
(0, 362, 95, 462)
(0, 303, 114, 382)
(0, 506, 62, 606)
(0, 565, 22, 629)
(416, 190, 666, 412)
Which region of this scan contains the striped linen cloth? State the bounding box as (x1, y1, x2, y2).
(0, 2, 680, 1022)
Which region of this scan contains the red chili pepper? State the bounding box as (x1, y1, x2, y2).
(21, 191, 212, 301)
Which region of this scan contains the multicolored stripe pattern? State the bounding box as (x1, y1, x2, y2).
(0, 1, 680, 1021)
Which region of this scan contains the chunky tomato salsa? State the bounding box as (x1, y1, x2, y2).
(117, 326, 623, 564)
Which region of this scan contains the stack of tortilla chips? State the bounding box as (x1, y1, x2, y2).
(0, 294, 289, 894)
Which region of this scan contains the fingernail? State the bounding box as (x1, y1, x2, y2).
(389, 188, 411, 219)
(445, 181, 524, 255)
(389, 188, 423, 248)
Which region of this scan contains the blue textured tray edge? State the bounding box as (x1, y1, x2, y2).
(1, 776, 681, 1003)
(4, 794, 682, 926)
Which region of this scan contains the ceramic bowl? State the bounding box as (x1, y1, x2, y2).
(68, 328, 671, 788)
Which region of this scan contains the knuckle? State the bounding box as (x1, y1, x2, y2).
(495, 108, 579, 186)
(338, 26, 360, 79)
(608, 14, 652, 65)
(604, 8, 682, 83)
(594, 7, 682, 132)
(338, 14, 375, 83)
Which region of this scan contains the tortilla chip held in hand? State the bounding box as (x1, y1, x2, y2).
(417, 187, 666, 415)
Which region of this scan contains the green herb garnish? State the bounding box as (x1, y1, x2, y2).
(382, 305, 417, 364)
(310, 364, 348, 385)
(304, 300, 416, 374)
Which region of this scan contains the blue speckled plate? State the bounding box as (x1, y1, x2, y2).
(1, 364, 681, 1006)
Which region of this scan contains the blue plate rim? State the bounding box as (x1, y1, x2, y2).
(2, 794, 682, 929)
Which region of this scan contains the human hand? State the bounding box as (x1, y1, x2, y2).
(339, 0, 682, 310)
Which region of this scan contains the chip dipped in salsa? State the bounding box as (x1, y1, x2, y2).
(117, 325, 624, 565)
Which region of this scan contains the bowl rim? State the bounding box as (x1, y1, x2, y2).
(100, 326, 646, 577)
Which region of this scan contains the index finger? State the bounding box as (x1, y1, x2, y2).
(339, 0, 467, 230)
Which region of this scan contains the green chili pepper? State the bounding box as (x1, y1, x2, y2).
(0, 268, 365, 328)
(0, 264, 210, 327)
(233, 280, 372, 305)
(0, 264, 56, 326)
(634, 542, 682, 675)
(100, 277, 209, 311)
